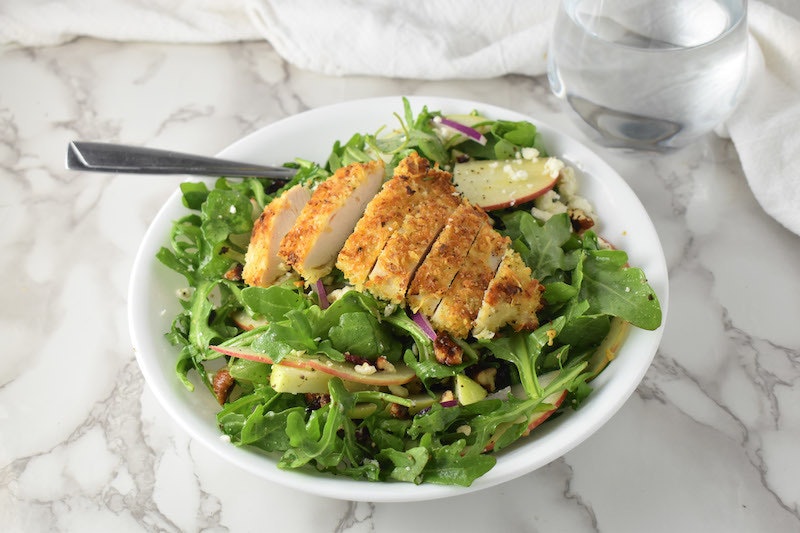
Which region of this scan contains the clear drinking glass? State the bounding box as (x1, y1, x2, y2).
(547, 0, 748, 152)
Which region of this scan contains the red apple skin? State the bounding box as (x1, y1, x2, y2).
(453, 158, 558, 211)
(209, 345, 416, 386)
(483, 386, 567, 452)
(521, 390, 567, 437)
(478, 180, 557, 211)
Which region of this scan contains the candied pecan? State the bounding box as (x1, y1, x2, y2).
(223, 263, 243, 281)
(434, 334, 463, 366)
(568, 207, 595, 231)
(212, 368, 235, 405)
(375, 356, 396, 372)
(389, 403, 409, 419)
(305, 393, 331, 410)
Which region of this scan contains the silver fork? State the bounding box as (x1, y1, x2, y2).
(66, 141, 298, 180)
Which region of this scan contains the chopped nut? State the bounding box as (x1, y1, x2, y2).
(568, 207, 595, 231)
(305, 393, 331, 410)
(440, 390, 455, 403)
(212, 368, 235, 405)
(456, 424, 472, 436)
(434, 334, 463, 366)
(223, 263, 243, 281)
(375, 356, 396, 373)
(389, 403, 409, 419)
(473, 367, 498, 392)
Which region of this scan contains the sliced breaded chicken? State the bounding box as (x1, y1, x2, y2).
(242, 184, 311, 287)
(406, 201, 488, 316)
(364, 165, 461, 304)
(429, 224, 509, 338)
(278, 159, 384, 283)
(336, 154, 431, 290)
(472, 248, 543, 339)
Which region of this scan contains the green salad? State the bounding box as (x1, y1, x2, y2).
(157, 98, 662, 486)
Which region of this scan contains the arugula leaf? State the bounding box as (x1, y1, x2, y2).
(241, 285, 309, 321)
(378, 447, 430, 483)
(501, 212, 577, 279)
(420, 438, 496, 487)
(480, 317, 566, 398)
(578, 249, 662, 330)
(329, 312, 402, 361)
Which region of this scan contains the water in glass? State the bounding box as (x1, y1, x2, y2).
(548, 0, 748, 151)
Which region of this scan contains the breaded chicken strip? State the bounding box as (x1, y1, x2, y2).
(472, 248, 543, 339)
(364, 163, 461, 304)
(242, 184, 311, 287)
(279, 159, 384, 283)
(406, 201, 488, 316)
(336, 153, 430, 290)
(430, 224, 509, 338)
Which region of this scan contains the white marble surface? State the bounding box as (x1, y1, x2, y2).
(1, 37, 799, 533)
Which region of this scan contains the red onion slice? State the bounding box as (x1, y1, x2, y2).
(411, 312, 437, 341)
(434, 116, 488, 146)
(439, 399, 459, 408)
(313, 279, 330, 309)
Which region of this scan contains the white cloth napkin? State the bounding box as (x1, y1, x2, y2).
(2, 0, 798, 235)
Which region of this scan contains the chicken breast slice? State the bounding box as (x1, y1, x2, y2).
(336, 154, 431, 290)
(429, 224, 509, 338)
(242, 184, 311, 287)
(279, 159, 384, 283)
(472, 248, 543, 339)
(364, 165, 461, 304)
(406, 201, 488, 316)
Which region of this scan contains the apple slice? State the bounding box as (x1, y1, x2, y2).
(209, 344, 416, 386)
(231, 311, 268, 331)
(454, 374, 488, 405)
(586, 317, 630, 378)
(483, 371, 567, 452)
(453, 157, 561, 211)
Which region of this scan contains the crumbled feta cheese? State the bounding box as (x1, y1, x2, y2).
(219, 434, 232, 443)
(327, 285, 354, 303)
(521, 147, 540, 161)
(530, 190, 567, 221)
(229, 205, 237, 214)
(544, 157, 565, 178)
(354, 362, 377, 375)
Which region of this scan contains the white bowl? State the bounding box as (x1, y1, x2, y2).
(128, 96, 669, 502)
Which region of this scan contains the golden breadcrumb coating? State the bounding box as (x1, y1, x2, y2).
(406, 201, 488, 315)
(242, 184, 310, 287)
(278, 159, 384, 283)
(472, 248, 543, 338)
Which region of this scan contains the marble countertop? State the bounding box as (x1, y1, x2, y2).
(2, 37, 799, 533)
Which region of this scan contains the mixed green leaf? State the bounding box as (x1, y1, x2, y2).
(157, 98, 662, 486)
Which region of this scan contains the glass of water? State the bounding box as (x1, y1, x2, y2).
(547, 0, 748, 152)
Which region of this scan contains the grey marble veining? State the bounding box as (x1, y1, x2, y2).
(1, 37, 799, 533)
